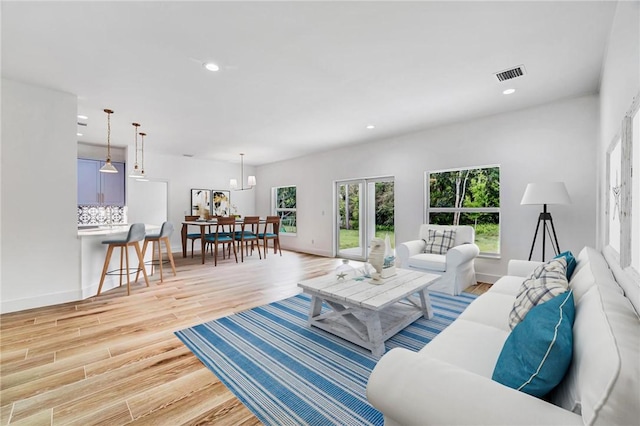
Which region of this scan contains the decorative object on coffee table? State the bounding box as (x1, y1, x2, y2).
(335, 259, 355, 280)
(369, 238, 385, 281)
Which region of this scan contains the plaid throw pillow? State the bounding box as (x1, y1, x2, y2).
(509, 257, 569, 329)
(423, 229, 456, 255)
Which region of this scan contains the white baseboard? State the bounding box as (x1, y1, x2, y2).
(476, 272, 501, 284)
(1, 290, 83, 314)
(284, 246, 333, 258)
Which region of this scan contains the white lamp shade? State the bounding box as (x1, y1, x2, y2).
(99, 161, 118, 173)
(248, 175, 256, 187)
(129, 166, 142, 178)
(229, 179, 238, 190)
(521, 182, 571, 205)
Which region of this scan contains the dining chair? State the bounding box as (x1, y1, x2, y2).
(136, 221, 177, 283)
(258, 216, 282, 257)
(96, 223, 150, 296)
(204, 216, 238, 266)
(234, 216, 262, 262)
(185, 215, 204, 258)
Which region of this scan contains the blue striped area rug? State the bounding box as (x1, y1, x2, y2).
(175, 291, 476, 425)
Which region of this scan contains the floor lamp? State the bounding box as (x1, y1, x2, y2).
(521, 182, 571, 261)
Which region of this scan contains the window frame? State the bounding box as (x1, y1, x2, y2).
(272, 185, 297, 236)
(425, 164, 501, 257)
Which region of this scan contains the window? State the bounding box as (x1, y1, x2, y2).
(273, 185, 297, 234)
(426, 165, 500, 256)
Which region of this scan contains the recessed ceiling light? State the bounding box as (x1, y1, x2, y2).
(204, 62, 220, 72)
(77, 114, 88, 120)
(502, 88, 516, 95)
(366, 125, 375, 129)
(77, 132, 83, 137)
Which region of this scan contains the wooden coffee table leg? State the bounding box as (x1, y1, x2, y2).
(419, 289, 434, 319)
(365, 311, 385, 357)
(308, 295, 323, 325)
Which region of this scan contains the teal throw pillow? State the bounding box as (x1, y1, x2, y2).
(554, 251, 577, 279)
(493, 291, 575, 398)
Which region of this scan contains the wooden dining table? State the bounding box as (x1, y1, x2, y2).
(181, 218, 265, 264)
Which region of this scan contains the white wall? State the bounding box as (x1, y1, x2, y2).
(598, 0, 640, 249)
(78, 142, 126, 163)
(1, 79, 80, 313)
(256, 95, 599, 282)
(597, 0, 640, 310)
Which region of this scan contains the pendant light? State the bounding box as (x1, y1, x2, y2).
(136, 132, 149, 181)
(230, 153, 256, 191)
(99, 109, 118, 173)
(129, 122, 143, 178)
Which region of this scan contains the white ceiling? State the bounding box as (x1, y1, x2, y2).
(2, 1, 617, 166)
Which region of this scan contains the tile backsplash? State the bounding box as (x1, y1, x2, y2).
(78, 206, 127, 225)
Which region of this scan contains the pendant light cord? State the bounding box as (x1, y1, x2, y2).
(139, 132, 146, 173)
(132, 123, 140, 168)
(104, 109, 113, 162)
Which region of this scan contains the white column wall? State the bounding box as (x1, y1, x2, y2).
(256, 95, 599, 282)
(1, 79, 80, 313)
(598, 0, 640, 249)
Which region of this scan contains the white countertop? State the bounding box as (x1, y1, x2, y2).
(77, 224, 160, 237)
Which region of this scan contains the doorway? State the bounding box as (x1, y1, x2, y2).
(336, 177, 394, 261)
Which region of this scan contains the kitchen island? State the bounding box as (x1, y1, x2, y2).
(78, 224, 160, 298)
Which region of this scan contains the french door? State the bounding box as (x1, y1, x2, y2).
(336, 177, 394, 261)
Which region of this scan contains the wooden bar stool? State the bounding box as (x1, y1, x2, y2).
(137, 221, 177, 283)
(96, 223, 150, 296)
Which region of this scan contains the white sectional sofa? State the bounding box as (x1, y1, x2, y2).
(397, 224, 479, 296)
(367, 247, 640, 425)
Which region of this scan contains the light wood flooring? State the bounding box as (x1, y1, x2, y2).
(1, 249, 489, 425)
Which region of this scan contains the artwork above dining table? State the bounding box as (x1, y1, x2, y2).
(212, 190, 231, 216)
(190, 189, 231, 218)
(191, 189, 211, 217)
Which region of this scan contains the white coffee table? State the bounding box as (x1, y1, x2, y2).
(298, 268, 439, 357)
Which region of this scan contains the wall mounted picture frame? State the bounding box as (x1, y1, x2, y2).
(212, 190, 231, 216)
(623, 92, 639, 272)
(606, 133, 622, 254)
(191, 189, 211, 217)
(630, 97, 639, 274)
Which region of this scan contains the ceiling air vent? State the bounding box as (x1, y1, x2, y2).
(494, 65, 526, 82)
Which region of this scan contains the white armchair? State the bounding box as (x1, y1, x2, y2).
(397, 224, 479, 295)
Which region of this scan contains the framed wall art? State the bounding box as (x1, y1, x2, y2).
(212, 190, 231, 216)
(606, 133, 622, 254)
(191, 189, 211, 217)
(623, 92, 640, 272)
(630, 96, 639, 273)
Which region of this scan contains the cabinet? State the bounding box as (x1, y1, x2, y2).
(77, 158, 126, 206)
